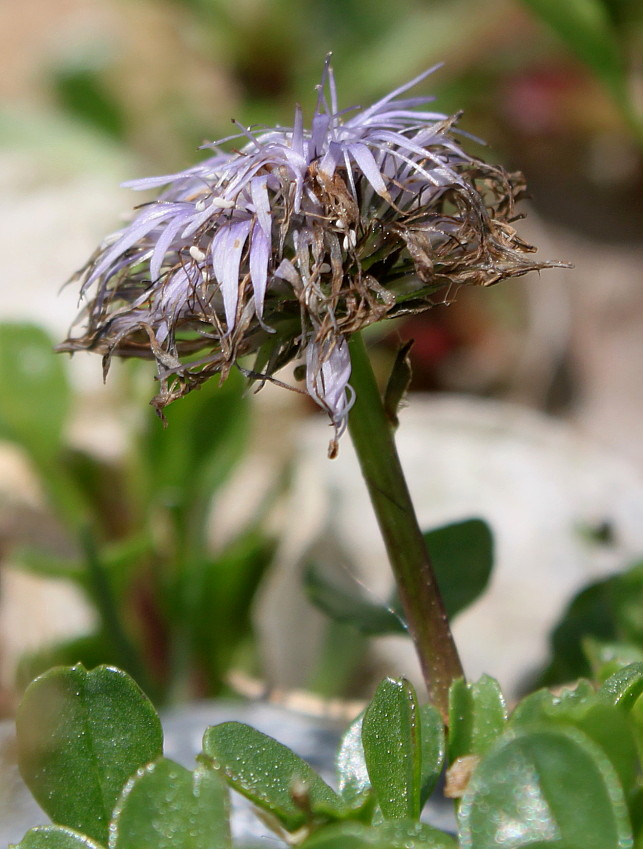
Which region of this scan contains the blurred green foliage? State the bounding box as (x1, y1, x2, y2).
(41, 0, 641, 167)
(538, 557, 643, 687)
(0, 322, 277, 703)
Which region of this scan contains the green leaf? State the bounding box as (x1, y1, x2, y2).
(598, 662, 643, 709)
(200, 721, 343, 831)
(0, 322, 70, 462)
(16, 665, 163, 844)
(448, 675, 507, 764)
(304, 559, 405, 636)
(538, 560, 643, 686)
(15, 634, 112, 693)
(110, 758, 230, 849)
(336, 711, 371, 804)
(459, 726, 632, 849)
(510, 679, 596, 726)
(418, 704, 445, 804)
(12, 826, 105, 849)
(510, 682, 639, 796)
(336, 701, 444, 811)
(300, 819, 457, 849)
(584, 637, 643, 683)
(519, 0, 634, 121)
(423, 519, 494, 620)
(306, 519, 493, 635)
(632, 691, 643, 759)
(361, 678, 422, 820)
(383, 341, 413, 429)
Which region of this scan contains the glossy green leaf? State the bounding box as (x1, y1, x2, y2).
(631, 691, 643, 759)
(110, 758, 230, 849)
(510, 679, 596, 726)
(423, 519, 494, 620)
(459, 726, 632, 849)
(584, 638, 643, 683)
(598, 662, 643, 709)
(448, 675, 507, 764)
(510, 682, 639, 796)
(418, 704, 445, 804)
(16, 665, 163, 844)
(361, 678, 422, 820)
(12, 826, 105, 849)
(336, 701, 444, 811)
(200, 721, 343, 831)
(0, 322, 70, 462)
(336, 711, 371, 803)
(301, 819, 457, 849)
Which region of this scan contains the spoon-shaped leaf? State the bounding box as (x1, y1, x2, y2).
(459, 726, 632, 849)
(16, 665, 163, 845)
(201, 721, 343, 832)
(109, 758, 230, 849)
(361, 678, 422, 820)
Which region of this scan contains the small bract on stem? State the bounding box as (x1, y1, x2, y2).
(61, 57, 561, 710)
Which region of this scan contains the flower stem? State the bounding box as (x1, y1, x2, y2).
(347, 331, 463, 720)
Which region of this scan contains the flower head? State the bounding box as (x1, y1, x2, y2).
(61, 59, 557, 454)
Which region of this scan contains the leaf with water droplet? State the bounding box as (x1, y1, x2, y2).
(458, 726, 632, 849)
(200, 721, 343, 831)
(336, 710, 370, 805)
(109, 757, 230, 849)
(12, 825, 105, 849)
(448, 675, 506, 765)
(418, 703, 445, 805)
(598, 662, 643, 710)
(361, 678, 422, 820)
(16, 664, 163, 844)
(299, 818, 457, 848)
(510, 681, 639, 797)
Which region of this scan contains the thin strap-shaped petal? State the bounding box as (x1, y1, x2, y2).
(347, 143, 391, 200)
(150, 213, 191, 282)
(211, 219, 251, 330)
(250, 176, 272, 237)
(249, 221, 270, 318)
(86, 204, 179, 287)
(353, 63, 443, 125)
(318, 141, 341, 177)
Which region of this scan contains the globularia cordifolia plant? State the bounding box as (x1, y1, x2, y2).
(60, 59, 559, 715)
(14, 58, 643, 849)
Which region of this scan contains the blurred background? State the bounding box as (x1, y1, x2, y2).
(0, 0, 642, 716)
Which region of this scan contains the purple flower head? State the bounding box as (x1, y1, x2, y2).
(61, 58, 557, 455)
